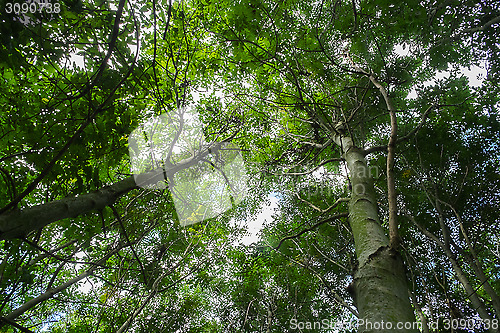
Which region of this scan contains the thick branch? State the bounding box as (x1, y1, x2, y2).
(0, 317, 35, 333)
(367, 75, 400, 249)
(463, 15, 500, 33)
(0, 140, 230, 240)
(0, 177, 137, 240)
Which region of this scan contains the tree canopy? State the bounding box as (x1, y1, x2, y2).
(0, 0, 499, 332)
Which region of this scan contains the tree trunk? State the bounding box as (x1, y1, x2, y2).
(340, 134, 418, 333)
(0, 140, 228, 240)
(0, 176, 138, 240)
(463, 252, 500, 317)
(409, 290, 430, 333)
(442, 247, 497, 332)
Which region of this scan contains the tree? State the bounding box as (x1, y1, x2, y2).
(0, 1, 241, 331)
(0, 0, 499, 332)
(190, 0, 499, 331)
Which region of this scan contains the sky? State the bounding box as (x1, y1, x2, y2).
(239, 194, 280, 245)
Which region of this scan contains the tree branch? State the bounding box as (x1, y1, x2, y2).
(396, 104, 436, 144)
(366, 74, 400, 249)
(0, 139, 231, 240)
(270, 158, 343, 177)
(0, 317, 36, 333)
(294, 196, 349, 214)
(111, 206, 148, 287)
(0, 0, 139, 216)
(463, 15, 500, 33)
(278, 241, 358, 317)
(274, 212, 348, 250)
(0, 240, 132, 326)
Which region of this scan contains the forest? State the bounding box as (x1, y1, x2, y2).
(0, 0, 499, 332)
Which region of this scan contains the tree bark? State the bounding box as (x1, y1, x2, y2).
(461, 252, 500, 317)
(0, 140, 228, 240)
(338, 134, 417, 333)
(409, 290, 430, 333)
(0, 176, 137, 240)
(368, 75, 399, 250)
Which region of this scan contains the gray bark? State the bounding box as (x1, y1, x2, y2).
(462, 252, 500, 317)
(409, 290, 430, 333)
(0, 176, 137, 240)
(445, 249, 496, 331)
(0, 140, 228, 240)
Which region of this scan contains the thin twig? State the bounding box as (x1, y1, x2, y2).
(274, 212, 348, 250)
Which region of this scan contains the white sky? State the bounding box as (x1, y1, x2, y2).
(407, 65, 487, 99)
(239, 195, 280, 245)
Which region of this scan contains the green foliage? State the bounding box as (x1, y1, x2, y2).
(0, 0, 499, 331)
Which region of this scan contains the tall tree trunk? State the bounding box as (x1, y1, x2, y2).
(409, 290, 430, 333)
(462, 252, 500, 317)
(339, 134, 418, 333)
